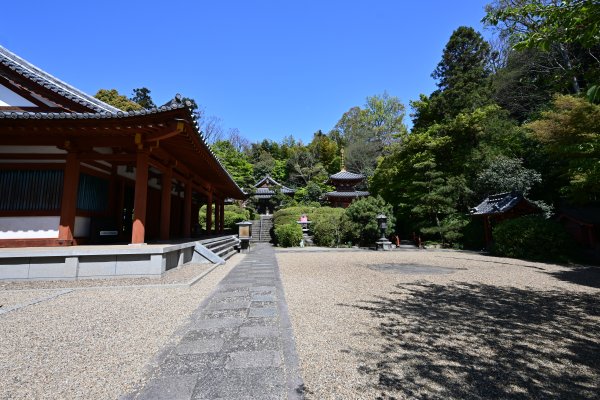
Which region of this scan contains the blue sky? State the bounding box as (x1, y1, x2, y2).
(1, 1, 492, 143)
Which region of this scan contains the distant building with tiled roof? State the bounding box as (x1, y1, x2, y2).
(251, 175, 295, 214)
(470, 192, 541, 247)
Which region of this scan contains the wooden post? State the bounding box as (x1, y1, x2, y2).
(219, 198, 225, 233)
(160, 168, 172, 241)
(213, 198, 220, 235)
(483, 216, 492, 248)
(183, 180, 192, 238)
(131, 151, 148, 244)
(58, 151, 80, 243)
(206, 189, 213, 234)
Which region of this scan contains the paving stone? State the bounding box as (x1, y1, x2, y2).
(248, 307, 278, 318)
(226, 350, 283, 369)
(158, 354, 224, 376)
(239, 326, 280, 338)
(192, 368, 285, 399)
(251, 294, 276, 302)
(223, 336, 280, 353)
(190, 318, 244, 330)
(250, 286, 277, 293)
(137, 374, 198, 399)
(131, 243, 302, 400)
(200, 309, 248, 319)
(206, 300, 250, 311)
(176, 339, 224, 355)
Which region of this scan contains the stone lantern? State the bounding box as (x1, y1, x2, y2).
(376, 213, 393, 251)
(236, 221, 253, 251)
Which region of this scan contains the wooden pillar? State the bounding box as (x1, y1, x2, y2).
(206, 189, 213, 234)
(183, 180, 192, 238)
(483, 216, 492, 248)
(214, 198, 221, 235)
(131, 151, 148, 244)
(219, 198, 225, 233)
(58, 151, 80, 243)
(160, 168, 172, 241)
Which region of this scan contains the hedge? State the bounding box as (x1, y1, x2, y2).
(492, 215, 573, 262)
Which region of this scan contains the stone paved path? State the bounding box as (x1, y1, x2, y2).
(131, 243, 304, 400)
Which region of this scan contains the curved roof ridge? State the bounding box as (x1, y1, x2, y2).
(0, 45, 121, 113)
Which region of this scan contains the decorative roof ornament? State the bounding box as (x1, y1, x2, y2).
(340, 148, 346, 172)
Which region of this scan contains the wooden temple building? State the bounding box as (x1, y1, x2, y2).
(0, 45, 244, 248)
(470, 191, 541, 247)
(250, 175, 295, 214)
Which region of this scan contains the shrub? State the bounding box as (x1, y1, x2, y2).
(223, 204, 251, 230)
(343, 196, 395, 247)
(492, 215, 573, 262)
(273, 206, 317, 228)
(311, 207, 345, 247)
(274, 223, 303, 247)
(199, 204, 251, 231)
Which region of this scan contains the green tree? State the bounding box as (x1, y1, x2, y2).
(473, 156, 542, 199)
(526, 95, 600, 203)
(343, 196, 395, 247)
(484, 0, 600, 95)
(410, 160, 469, 246)
(95, 89, 142, 111)
(330, 92, 407, 178)
(413, 26, 493, 128)
(211, 140, 254, 189)
(130, 87, 156, 109)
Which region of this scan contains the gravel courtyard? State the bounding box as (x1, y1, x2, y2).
(0, 256, 241, 400)
(1, 248, 598, 399)
(277, 249, 600, 400)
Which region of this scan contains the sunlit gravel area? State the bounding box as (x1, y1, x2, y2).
(0, 253, 244, 400)
(277, 248, 600, 400)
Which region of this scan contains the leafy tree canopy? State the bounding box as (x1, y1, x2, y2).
(95, 89, 142, 111)
(130, 87, 156, 109)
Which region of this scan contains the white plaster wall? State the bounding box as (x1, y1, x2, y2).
(0, 216, 59, 239)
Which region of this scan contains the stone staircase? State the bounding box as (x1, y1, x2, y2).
(398, 239, 418, 249)
(193, 235, 240, 264)
(250, 215, 273, 243)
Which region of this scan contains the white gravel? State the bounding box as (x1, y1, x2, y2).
(0, 253, 244, 400)
(277, 249, 600, 400)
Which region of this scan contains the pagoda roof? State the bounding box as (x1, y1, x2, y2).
(325, 190, 369, 198)
(328, 169, 365, 181)
(470, 192, 539, 216)
(0, 45, 120, 114)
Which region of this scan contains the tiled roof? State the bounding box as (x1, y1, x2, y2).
(0, 103, 188, 120)
(0, 45, 120, 113)
(325, 191, 369, 198)
(0, 104, 244, 198)
(329, 170, 365, 180)
(471, 192, 538, 215)
(253, 175, 295, 194)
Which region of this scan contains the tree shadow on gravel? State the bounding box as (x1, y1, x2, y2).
(549, 265, 600, 289)
(345, 282, 600, 400)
